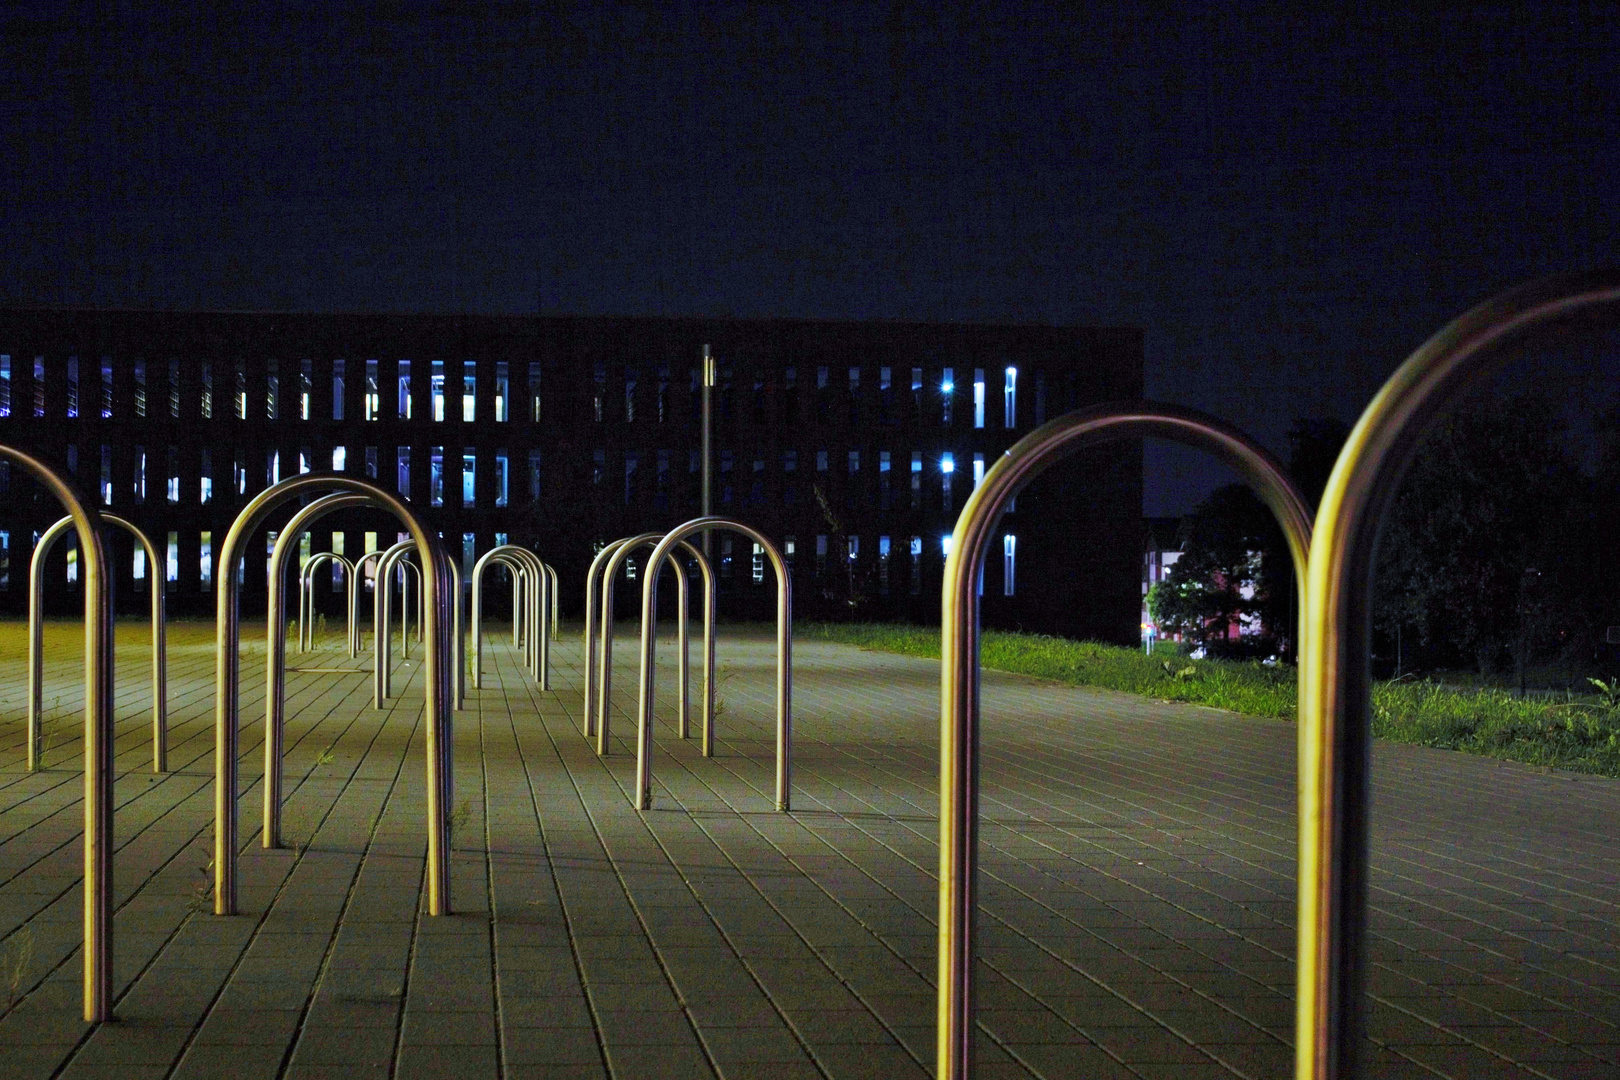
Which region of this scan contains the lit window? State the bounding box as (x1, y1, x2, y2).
(973, 368, 985, 428)
(494, 361, 508, 421)
(753, 542, 765, 584)
(529, 449, 543, 500)
(166, 531, 179, 592)
(66, 356, 79, 418)
(462, 450, 476, 507)
(100, 445, 111, 505)
(166, 446, 180, 503)
(398, 359, 412, 419)
(430, 447, 444, 506)
(528, 361, 542, 422)
(134, 541, 145, 588)
(0, 354, 10, 417)
(495, 450, 509, 507)
(300, 358, 312, 419)
(266, 359, 279, 420)
(332, 446, 346, 472)
(100, 358, 112, 419)
(973, 453, 984, 489)
(66, 534, 78, 584)
(200, 532, 213, 592)
(941, 534, 952, 556)
(941, 368, 954, 425)
(463, 361, 476, 421)
(940, 453, 955, 474)
(331, 359, 344, 420)
(200, 448, 212, 504)
(365, 446, 378, 479)
(1004, 367, 1017, 428)
(365, 359, 380, 420)
(431, 360, 445, 421)
(1003, 534, 1017, 595)
(397, 447, 411, 497)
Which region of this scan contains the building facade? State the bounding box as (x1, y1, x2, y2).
(0, 309, 1142, 642)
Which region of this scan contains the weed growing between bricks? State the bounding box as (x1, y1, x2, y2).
(804, 622, 1620, 778)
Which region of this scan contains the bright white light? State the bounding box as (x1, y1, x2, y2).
(1006, 366, 1017, 376)
(940, 454, 955, 474)
(941, 535, 953, 555)
(941, 380, 954, 393)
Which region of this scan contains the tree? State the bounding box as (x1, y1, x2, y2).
(1373, 391, 1593, 680)
(1150, 483, 1285, 654)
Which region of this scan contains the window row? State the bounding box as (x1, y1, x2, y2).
(0, 355, 540, 424)
(0, 354, 1047, 433)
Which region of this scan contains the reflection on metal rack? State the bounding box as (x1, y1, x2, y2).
(297, 551, 353, 653)
(1295, 268, 1620, 1079)
(470, 545, 550, 689)
(31, 513, 166, 774)
(933, 403, 1312, 1080)
(589, 533, 714, 756)
(214, 474, 455, 919)
(634, 517, 789, 811)
(4, 445, 114, 1021)
(266, 494, 372, 849)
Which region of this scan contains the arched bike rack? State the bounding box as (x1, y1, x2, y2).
(374, 540, 423, 703)
(265, 494, 373, 848)
(297, 551, 353, 653)
(351, 548, 387, 655)
(934, 402, 1312, 1080)
(634, 517, 789, 811)
(1295, 268, 1620, 1079)
(591, 533, 714, 756)
(471, 545, 548, 689)
(30, 513, 166, 774)
(214, 473, 455, 918)
(1, 446, 114, 1022)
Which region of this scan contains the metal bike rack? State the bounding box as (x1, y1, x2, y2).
(297, 551, 353, 653)
(591, 533, 713, 756)
(934, 402, 1312, 1080)
(634, 517, 788, 811)
(1295, 268, 1620, 1079)
(470, 545, 548, 688)
(30, 513, 166, 774)
(265, 494, 372, 848)
(374, 540, 422, 702)
(215, 474, 455, 918)
(351, 548, 386, 655)
(1, 445, 114, 1022)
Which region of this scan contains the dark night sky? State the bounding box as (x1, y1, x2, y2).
(3, 3, 1616, 513)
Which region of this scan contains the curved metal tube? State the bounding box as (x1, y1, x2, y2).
(597, 535, 713, 755)
(933, 402, 1312, 1080)
(1296, 268, 1620, 1079)
(30, 513, 166, 774)
(267, 496, 371, 847)
(470, 545, 546, 688)
(635, 518, 789, 811)
(592, 533, 664, 749)
(215, 473, 453, 919)
(374, 540, 421, 703)
(1, 445, 114, 1021)
(471, 552, 528, 687)
(351, 548, 387, 656)
(298, 551, 353, 652)
(544, 561, 560, 637)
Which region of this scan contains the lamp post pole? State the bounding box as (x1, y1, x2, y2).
(701, 344, 714, 558)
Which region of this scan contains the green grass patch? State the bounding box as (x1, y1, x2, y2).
(801, 623, 1620, 779)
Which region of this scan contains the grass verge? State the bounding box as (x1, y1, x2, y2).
(801, 622, 1620, 779)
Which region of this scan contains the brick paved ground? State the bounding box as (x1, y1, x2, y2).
(0, 619, 1617, 1079)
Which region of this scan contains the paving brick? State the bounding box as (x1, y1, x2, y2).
(2, 622, 1618, 1078)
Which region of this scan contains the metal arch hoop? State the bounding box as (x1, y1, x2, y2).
(470, 545, 547, 688)
(470, 551, 530, 685)
(1296, 267, 1620, 1080)
(351, 548, 387, 656)
(934, 402, 1313, 1080)
(374, 540, 423, 702)
(0, 444, 115, 1022)
(298, 551, 353, 652)
(214, 473, 454, 919)
(30, 513, 167, 774)
(266, 495, 373, 848)
(635, 517, 790, 812)
(595, 534, 714, 755)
